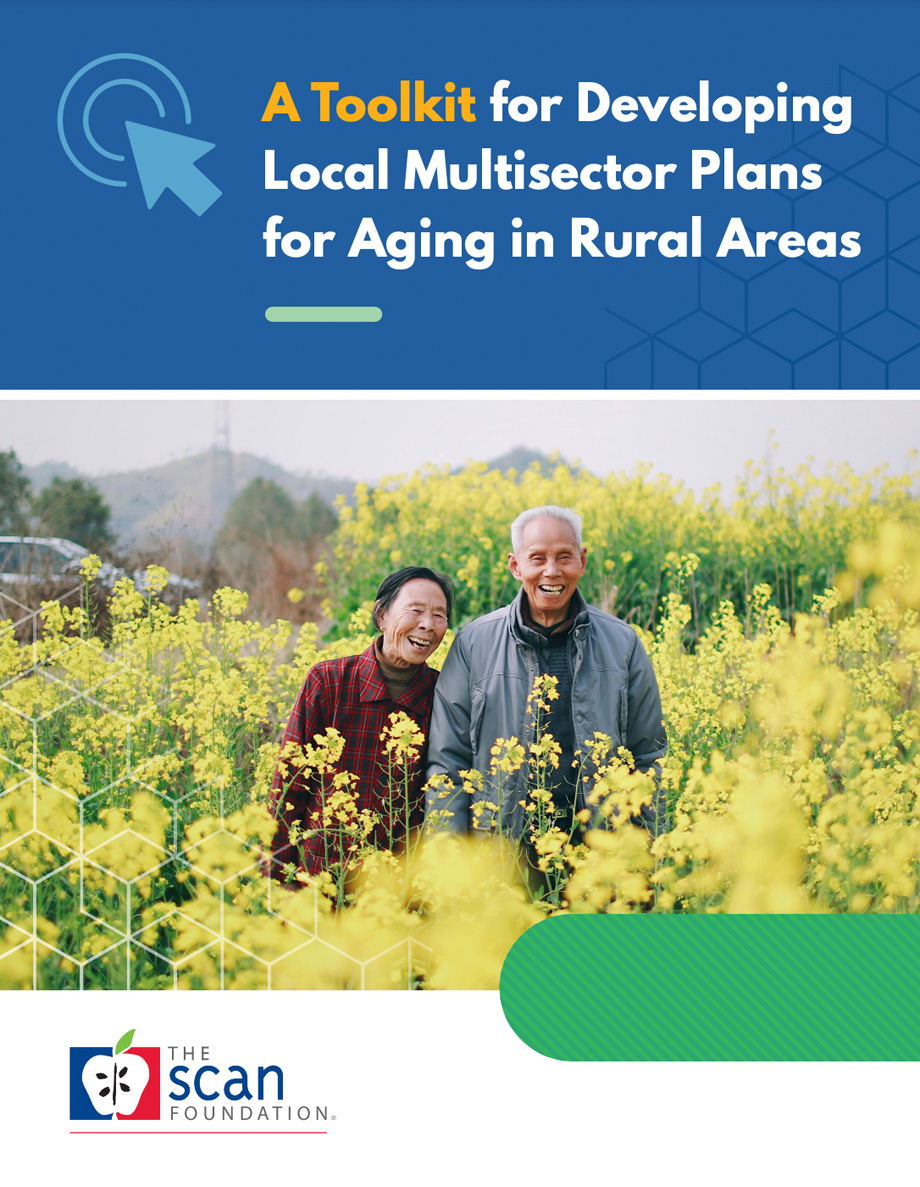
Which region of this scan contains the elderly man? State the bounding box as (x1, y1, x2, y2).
(425, 504, 668, 842)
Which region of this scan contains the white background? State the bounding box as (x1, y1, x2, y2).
(2, 991, 918, 1186)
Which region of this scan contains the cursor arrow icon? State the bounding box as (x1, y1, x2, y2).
(125, 121, 221, 216)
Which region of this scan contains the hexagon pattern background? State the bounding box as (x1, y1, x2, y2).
(0, 593, 427, 990)
(605, 68, 920, 387)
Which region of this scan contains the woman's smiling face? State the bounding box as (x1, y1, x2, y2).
(377, 578, 449, 667)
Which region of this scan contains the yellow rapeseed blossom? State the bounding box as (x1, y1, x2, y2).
(2, 502, 920, 990)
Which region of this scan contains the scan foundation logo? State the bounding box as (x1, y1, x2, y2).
(68, 1031, 332, 1131)
(70, 1028, 160, 1121)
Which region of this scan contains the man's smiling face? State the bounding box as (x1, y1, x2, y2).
(508, 515, 587, 627)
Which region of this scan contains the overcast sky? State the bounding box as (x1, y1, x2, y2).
(2, 395, 918, 493)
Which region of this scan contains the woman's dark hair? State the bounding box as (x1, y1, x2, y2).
(373, 566, 455, 631)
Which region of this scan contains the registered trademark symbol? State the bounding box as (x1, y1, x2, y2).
(331, 1115, 336, 1120)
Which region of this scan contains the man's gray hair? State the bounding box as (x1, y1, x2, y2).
(510, 505, 583, 554)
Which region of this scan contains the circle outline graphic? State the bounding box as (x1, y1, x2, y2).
(58, 53, 193, 187)
(83, 79, 167, 162)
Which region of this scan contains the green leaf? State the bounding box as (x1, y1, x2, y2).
(114, 1028, 135, 1055)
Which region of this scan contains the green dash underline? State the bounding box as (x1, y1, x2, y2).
(265, 306, 382, 323)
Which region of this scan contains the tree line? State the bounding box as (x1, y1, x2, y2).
(0, 449, 114, 551)
(1, 449, 337, 620)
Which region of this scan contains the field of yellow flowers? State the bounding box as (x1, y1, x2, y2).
(331, 451, 920, 632)
(1, 459, 918, 990)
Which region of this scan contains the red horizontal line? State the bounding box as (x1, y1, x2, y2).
(70, 1131, 327, 1135)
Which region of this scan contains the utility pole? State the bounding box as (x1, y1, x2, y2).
(210, 400, 235, 534)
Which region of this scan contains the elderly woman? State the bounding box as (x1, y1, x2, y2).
(270, 566, 454, 879)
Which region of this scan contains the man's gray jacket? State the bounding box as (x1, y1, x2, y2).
(425, 588, 668, 838)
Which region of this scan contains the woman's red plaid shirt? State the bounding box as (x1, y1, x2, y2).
(269, 643, 439, 876)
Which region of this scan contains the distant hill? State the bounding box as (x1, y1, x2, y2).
(480, 447, 573, 474)
(23, 446, 582, 549)
(450, 447, 579, 476)
(28, 451, 355, 548)
(24, 460, 84, 489)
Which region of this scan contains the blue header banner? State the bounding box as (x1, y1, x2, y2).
(6, 0, 920, 388)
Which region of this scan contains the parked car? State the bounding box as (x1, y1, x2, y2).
(0, 535, 123, 589)
(0, 536, 200, 596)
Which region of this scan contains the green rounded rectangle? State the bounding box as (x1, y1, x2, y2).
(264, 306, 382, 323)
(500, 914, 920, 1061)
